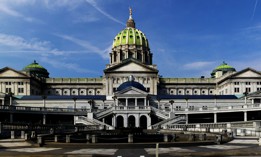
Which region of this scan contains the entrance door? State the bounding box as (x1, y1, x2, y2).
(128, 115, 135, 128)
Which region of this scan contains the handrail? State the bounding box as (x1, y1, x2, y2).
(150, 106, 169, 119)
(0, 105, 90, 113)
(76, 116, 114, 130)
(151, 116, 186, 129)
(95, 107, 114, 118)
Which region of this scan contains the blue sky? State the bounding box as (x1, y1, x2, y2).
(0, 0, 261, 78)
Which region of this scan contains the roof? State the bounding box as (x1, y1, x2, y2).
(113, 27, 149, 48)
(117, 79, 147, 92)
(15, 95, 106, 100)
(157, 95, 238, 100)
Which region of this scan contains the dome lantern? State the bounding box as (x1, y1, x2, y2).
(211, 61, 236, 78)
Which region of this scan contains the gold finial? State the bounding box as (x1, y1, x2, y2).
(129, 7, 133, 19)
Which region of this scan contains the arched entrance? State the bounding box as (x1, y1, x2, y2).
(128, 115, 135, 128)
(116, 116, 124, 128)
(140, 115, 147, 129)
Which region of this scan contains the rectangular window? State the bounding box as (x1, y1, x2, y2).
(246, 82, 251, 85)
(5, 82, 11, 85)
(5, 88, 11, 93)
(175, 106, 181, 111)
(246, 88, 251, 93)
(234, 88, 239, 93)
(18, 88, 24, 93)
(257, 88, 261, 91)
(18, 82, 24, 85)
(234, 82, 239, 85)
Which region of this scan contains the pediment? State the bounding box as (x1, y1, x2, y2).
(233, 68, 261, 78)
(0, 67, 28, 78)
(104, 59, 158, 73)
(116, 86, 148, 96)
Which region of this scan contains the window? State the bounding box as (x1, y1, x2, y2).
(234, 82, 239, 85)
(234, 88, 240, 93)
(202, 106, 208, 110)
(194, 91, 197, 94)
(257, 88, 261, 91)
(257, 82, 261, 85)
(202, 91, 205, 94)
(186, 90, 190, 94)
(170, 90, 174, 94)
(246, 82, 251, 85)
(5, 88, 11, 93)
(175, 106, 181, 111)
(18, 88, 24, 93)
(5, 82, 11, 85)
(178, 90, 182, 94)
(72, 91, 76, 94)
(246, 88, 251, 93)
(88, 91, 92, 94)
(18, 82, 24, 85)
(210, 91, 213, 94)
(189, 106, 194, 110)
(80, 91, 84, 94)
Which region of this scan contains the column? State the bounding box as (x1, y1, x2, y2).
(244, 111, 247, 122)
(214, 113, 217, 123)
(112, 115, 116, 127)
(124, 114, 128, 128)
(185, 114, 188, 124)
(144, 98, 146, 107)
(125, 98, 128, 107)
(110, 78, 113, 95)
(10, 113, 13, 123)
(135, 98, 137, 107)
(43, 114, 46, 125)
(135, 115, 140, 128)
(147, 115, 151, 129)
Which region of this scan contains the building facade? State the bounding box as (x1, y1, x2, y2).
(1, 9, 261, 129)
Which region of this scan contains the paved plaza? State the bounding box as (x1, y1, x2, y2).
(0, 137, 261, 156)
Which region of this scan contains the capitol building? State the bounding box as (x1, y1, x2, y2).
(1, 9, 261, 130)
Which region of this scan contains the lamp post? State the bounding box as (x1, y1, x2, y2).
(185, 97, 189, 109)
(88, 99, 94, 112)
(8, 92, 13, 106)
(73, 97, 77, 112)
(157, 98, 161, 109)
(169, 100, 174, 112)
(42, 95, 47, 110)
(243, 92, 248, 105)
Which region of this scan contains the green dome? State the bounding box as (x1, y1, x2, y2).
(23, 60, 49, 78)
(112, 27, 149, 48)
(211, 62, 236, 77)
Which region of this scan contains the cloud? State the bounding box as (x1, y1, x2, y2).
(0, 2, 40, 23)
(56, 34, 110, 59)
(85, 0, 125, 25)
(183, 61, 215, 70)
(251, 0, 259, 20)
(0, 33, 65, 56)
(41, 57, 95, 74)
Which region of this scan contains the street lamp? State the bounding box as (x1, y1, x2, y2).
(73, 97, 77, 112)
(42, 95, 47, 110)
(243, 92, 248, 104)
(8, 92, 13, 106)
(185, 97, 189, 109)
(169, 100, 174, 112)
(88, 99, 94, 112)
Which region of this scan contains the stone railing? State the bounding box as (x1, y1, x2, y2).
(76, 116, 114, 130)
(151, 115, 186, 129)
(151, 106, 169, 119)
(0, 105, 90, 114)
(95, 107, 114, 118)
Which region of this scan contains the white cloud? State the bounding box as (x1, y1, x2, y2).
(41, 57, 94, 74)
(0, 33, 65, 56)
(56, 34, 110, 59)
(85, 0, 125, 25)
(183, 61, 215, 70)
(0, 1, 40, 22)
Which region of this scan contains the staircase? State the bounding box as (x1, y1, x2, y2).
(94, 107, 114, 119)
(150, 106, 170, 120)
(75, 116, 115, 130)
(151, 115, 186, 130)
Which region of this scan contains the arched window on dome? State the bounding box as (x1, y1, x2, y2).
(137, 51, 142, 61)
